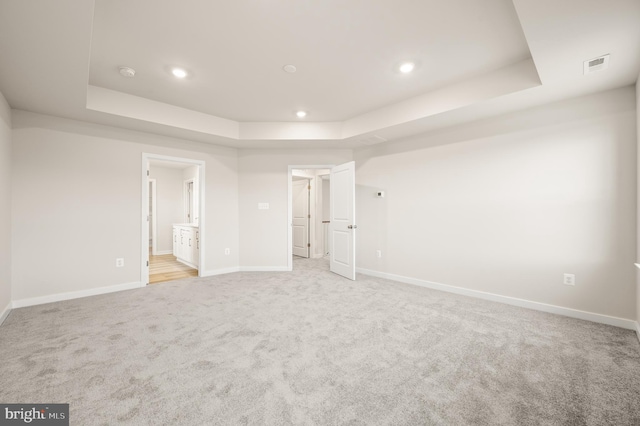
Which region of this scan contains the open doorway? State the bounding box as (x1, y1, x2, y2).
(289, 167, 332, 270)
(142, 154, 205, 285)
(288, 163, 357, 279)
(292, 176, 311, 258)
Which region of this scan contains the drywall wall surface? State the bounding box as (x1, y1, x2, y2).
(183, 165, 198, 182)
(355, 86, 637, 320)
(637, 75, 640, 327)
(149, 166, 184, 253)
(238, 149, 352, 268)
(0, 90, 11, 316)
(322, 178, 330, 221)
(11, 111, 239, 301)
(183, 165, 200, 224)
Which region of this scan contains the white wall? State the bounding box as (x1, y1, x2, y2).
(238, 150, 352, 268)
(11, 111, 239, 303)
(0, 90, 11, 320)
(321, 176, 330, 222)
(183, 165, 199, 224)
(149, 166, 184, 253)
(636, 76, 640, 330)
(355, 87, 637, 320)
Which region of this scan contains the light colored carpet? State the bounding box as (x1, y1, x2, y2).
(1, 257, 639, 425)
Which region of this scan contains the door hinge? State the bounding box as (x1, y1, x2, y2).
(147, 170, 149, 176)
(308, 214, 311, 218)
(308, 185, 311, 190)
(307, 243, 310, 247)
(146, 261, 149, 266)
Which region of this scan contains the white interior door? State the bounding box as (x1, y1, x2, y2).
(330, 161, 356, 280)
(292, 179, 310, 258)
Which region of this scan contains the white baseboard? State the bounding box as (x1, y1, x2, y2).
(0, 302, 11, 326)
(176, 258, 198, 269)
(154, 250, 173, 255)
(12, 281, 145, 309)
(636, 321, 640, 343)
(357, 268, 637, 331)
(200, 266, 292, 275)
(200, 266, 291, 276)
(201, 267, 241, 277)
(240, 266, 291, 272)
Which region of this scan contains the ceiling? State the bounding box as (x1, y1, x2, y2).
(0, 0, 639, 149)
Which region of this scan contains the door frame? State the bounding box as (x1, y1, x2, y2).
(149, 178, 157, 255)
(142, 153, 206, 284)
(287, 164, 334, 271)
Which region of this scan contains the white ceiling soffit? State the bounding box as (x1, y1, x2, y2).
(0, 0, 638, 148)
(86, 0, 538, 141)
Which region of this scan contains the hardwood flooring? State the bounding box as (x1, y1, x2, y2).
(149, 252, 198, 284)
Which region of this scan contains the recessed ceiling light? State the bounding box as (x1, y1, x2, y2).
(172, 68, 187, 79)
(399, 62, 415, 73)
(283, 64, 297, 73)
(119, 66, 136, 78)
(296, 111, 307, 118)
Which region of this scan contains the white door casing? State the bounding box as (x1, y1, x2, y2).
(142, 153, 205, 285)
(149, 179, 157, 255)
(292, 179, 310, 258)
(330, 161, 356, 280)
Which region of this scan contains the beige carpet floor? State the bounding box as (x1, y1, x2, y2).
(1, 257, 639, 425)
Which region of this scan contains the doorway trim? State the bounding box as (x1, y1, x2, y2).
(287, 164, 334, 271)
(149, 178, 157, 255)
(142, 153, 206, 285)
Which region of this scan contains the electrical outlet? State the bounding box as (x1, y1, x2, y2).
(563, 273, 575, 286)
(224, 248, 230, 255)
(116, 258, 124, 268)
(376, 250, 382, 258)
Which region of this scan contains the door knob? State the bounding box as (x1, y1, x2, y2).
(348, 225, 358, 229)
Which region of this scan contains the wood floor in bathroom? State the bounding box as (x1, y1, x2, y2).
(149, 253, 198, 284)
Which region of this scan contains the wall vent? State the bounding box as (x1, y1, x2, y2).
(583, 54, 610, 75)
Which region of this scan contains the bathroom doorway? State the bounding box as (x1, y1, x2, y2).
(141, 154, 205, 285)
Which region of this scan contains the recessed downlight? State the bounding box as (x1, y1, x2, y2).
(119, 66, 136, 78)
(283, 64, 297, 73)
(172, 68, 188, 79)
(296, 111, 307, 118)
(399, 62, 415, 73)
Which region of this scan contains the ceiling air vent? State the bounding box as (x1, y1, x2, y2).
(583, 54, 610, 75)
(357, 135, 387, 146)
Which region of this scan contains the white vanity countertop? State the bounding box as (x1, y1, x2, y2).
(173, 223, 199, 228)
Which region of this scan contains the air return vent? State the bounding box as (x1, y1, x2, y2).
(583, 54, 610, 75)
